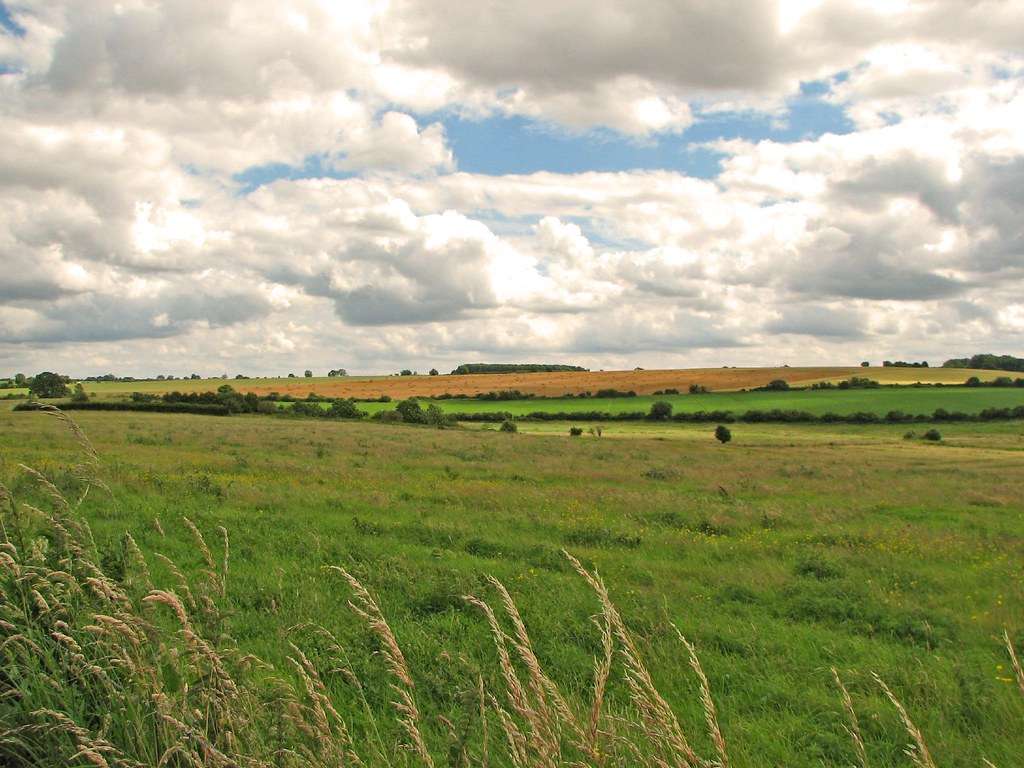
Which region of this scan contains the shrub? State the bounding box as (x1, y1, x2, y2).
(424, 403, 452, 428)
(327, 398, 364, 419)
(688, 384, 708, 394)
(499, 419, 517, 433)
(391, 399, 424, 423)
(763, 379, 790, 391)
(965, 376, 982, 387)
(923, 429, 942, 441)
(715, 425, 732, 444)
(569, 426, 583, 436)
(70, 383, 89, 403)
(648, 401, 673, 420)
(594, 388, 636, 398)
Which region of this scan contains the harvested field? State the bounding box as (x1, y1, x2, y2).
(81, 365, 1003, 400)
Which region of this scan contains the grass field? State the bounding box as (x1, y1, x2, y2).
(71, 365, 1004, 400)
(281, 385, 1024, 418)
(2, 408, 1022, 766)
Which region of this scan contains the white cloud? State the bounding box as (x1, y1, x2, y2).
(1, 0, 1023, 375)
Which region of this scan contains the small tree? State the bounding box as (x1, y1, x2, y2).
(304, 370, 313, 378)
(648, 401, 673, 420)
(400, 369, 413, 376)
(70, 383, 89, 403)
(499, 419, 517, 433)
(429, 368, 439, 376)
(860, 361, 870, 367)
(29, 372, 68, 399)
(569, 426, 584, 436)
(715, 425, 732, 444)
(765, 379, 790, 391)
(923, 428, 942, 441)
(964, 376, 981, 387)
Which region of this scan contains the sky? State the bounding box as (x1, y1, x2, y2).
(0, 1, 1022, 377)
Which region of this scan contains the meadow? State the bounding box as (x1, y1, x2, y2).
(1, 407, 1022, 766)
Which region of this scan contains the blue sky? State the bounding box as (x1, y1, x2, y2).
(233, 81, 852, 192)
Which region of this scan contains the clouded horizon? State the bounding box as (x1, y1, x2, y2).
(1, 0, 1022, 377)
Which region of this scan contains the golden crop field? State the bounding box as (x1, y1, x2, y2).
(80, 365, 1000, 400)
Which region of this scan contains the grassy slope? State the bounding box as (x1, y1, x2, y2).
(1, 409, 1022, 766)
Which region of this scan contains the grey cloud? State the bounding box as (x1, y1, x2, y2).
(390, 1, 786, 93)
(570, 309, 746, 354)
(790, 253, 964, 301)
(1, 286, 272, 344)
(830, 153, 962, 224)
(333, 286, 478, 326)
(764, 304, 866, 339)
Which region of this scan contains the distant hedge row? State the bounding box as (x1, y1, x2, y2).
(13, 401, 231, 416)
(450, 363, 588, 375)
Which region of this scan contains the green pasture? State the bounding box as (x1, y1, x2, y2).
(282, 385, 1024, 418)
(1, 408, 1022, 766)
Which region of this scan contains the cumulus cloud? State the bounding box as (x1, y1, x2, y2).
(1, 0, 1023, 375)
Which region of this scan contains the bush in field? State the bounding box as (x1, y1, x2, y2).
(424, 403, 451, 428)
(763, 379, 790, 391)
(395, 398, 426, 423)
(28, 371, 69, 398)
(569, 426, 583, 436)
(328, 398, 363, 419)
(70, 383, 89, 403)
(965, 376, 982, 387)
(923, 428, 942, 441)
(715, 424, 732, 444)
(688, 383, 708, 394)
(648, 401, 673, 420)
(499, 419, 517, 433)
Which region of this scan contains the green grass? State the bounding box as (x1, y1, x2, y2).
(283, 386, 1024, 417)
(1, 409, 1022, 766)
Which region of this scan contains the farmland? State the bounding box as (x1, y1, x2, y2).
(2, 407, 1022, 767)
(283, 384, 1024, 419)
(71, 365, 1003, 401)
